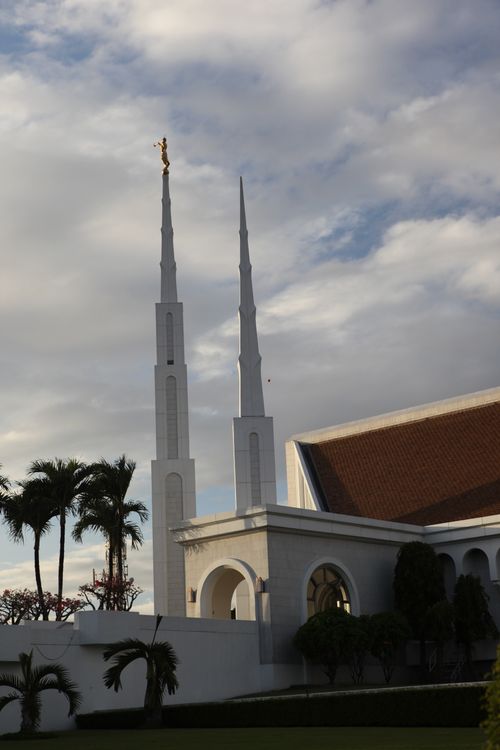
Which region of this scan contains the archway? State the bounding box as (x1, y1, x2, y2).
(438, 553, 456, 600)
(197, 558, 257, 621)
(463, 548, 490, 581)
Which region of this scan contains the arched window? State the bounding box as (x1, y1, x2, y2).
(165, 473, 182, 523)
(166, 313, 174, 364)
(249, 432, 261, 504)
(306, 564, 351, 618)
(166, 376, 178, 459)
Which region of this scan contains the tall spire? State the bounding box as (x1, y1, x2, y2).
(233, 178, 276, 510)
(238, 177, 265, 417)
(160, 174, 178, 303)
(152, 145, 196, 616)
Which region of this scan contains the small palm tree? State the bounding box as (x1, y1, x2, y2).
(0, 650, 81, 733)
(28, 459, 93, 620)
(103, 616, 178, 727)
(1, 480, 57, 620)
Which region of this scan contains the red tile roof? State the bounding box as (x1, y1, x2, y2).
(303, 400, 500, 525)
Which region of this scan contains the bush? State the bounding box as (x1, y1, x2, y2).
(76, 684, 486, 729)
(76, 708, 145, 730)
(370, 611, 411, 683)
(293, 608, 357, 684)
(163, 684, 485, 728)
(482, 645, 500, 749)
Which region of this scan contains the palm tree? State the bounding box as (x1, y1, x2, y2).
(103, 616, 178, 727)
(1, 479, 57, 620)
(74, 455, 148, 608)
(28, 459, 93, 620)
(0, 650, 81, 733)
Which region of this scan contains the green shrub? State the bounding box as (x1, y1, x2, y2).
(76, 708, 145, 730)
(482, 645, 500, 749)
(76, 684, 486, 730)
(163, 685, 485, 728)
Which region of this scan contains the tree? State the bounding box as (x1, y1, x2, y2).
(0, 650, 81, 733)
(0, 589, 86, 625)
(345, 614, 372, 685)
(454, 574, 498, 676)
(425, 599, 454, 677)
(1, 480, 57, 620)
(370, 611, 411, 683)
(293, 607, 354, 684)
(393, 541, 445, 671)
(74, 455, 148, 609)
(103, 615, 178, 727)
(482, 644, 500, 750)
(28, 459, 93, 620)
(0, 589, 33, 625)
(79, 576, 143, 612)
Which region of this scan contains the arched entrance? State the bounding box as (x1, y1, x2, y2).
(197, 558, 257, 621)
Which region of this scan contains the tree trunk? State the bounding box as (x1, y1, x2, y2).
(33, 535, 47, 621)
(57, 507, 66, 621)
(106, 535, 114, 610)
(20, 701, 36, 733)
(144, 665, 163, 728)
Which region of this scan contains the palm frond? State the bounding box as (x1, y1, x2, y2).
(0, 674, 22, 691)
(103, 638, 148, 661)
(36, 677, 81, 716)
(103, 649, 145, 692)
(0, 693, 20, 712)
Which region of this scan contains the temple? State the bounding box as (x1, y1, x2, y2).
(152, 159, 500, 675)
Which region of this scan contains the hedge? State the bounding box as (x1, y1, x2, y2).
(76, 708, 145, 730)
(76, 683, 486, 729)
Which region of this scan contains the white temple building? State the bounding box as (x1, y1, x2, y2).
(151, 158, 500, 678)
(1, 155, 500, 731)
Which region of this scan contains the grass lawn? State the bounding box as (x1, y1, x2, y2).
(0, 727, 485, 750)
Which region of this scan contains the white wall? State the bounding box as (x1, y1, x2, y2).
(0, 611, 261, 733)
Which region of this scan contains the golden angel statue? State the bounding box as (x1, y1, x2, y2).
(154, 137, 170, 174)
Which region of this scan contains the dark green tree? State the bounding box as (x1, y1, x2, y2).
(370, 611, 411, 683)
(454, 574, 498, 676)
(28, 459, 93, 620)
(293, 607, 354, 684)
(103, 616, 178, 727)
(1, 480, 57, 620)
(425, 599, 454, 677)
(0, 650, 80, 733)
(345, 614, 372, 685)
(393, 541, 445, 671)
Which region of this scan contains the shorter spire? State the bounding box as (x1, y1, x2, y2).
(238, 178, 265, 417)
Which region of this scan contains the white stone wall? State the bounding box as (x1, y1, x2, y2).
(0, 611, 260, 733)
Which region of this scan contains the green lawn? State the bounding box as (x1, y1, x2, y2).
(0, 728, 485, 750)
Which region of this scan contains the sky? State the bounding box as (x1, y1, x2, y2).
(0, 0, 499, 615)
